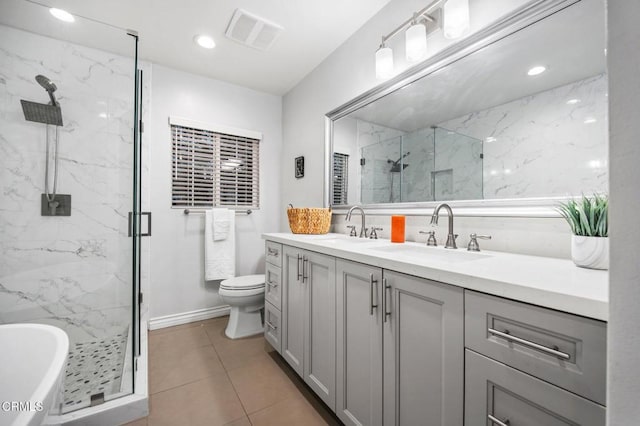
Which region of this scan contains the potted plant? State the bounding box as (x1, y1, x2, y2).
(557, 194, 608, 270)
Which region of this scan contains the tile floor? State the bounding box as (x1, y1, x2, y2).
(124, 316, 342, 426)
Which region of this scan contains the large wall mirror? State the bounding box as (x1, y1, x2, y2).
(327, 0, 606, 215)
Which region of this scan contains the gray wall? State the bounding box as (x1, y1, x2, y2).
(607, 1, 640, 423)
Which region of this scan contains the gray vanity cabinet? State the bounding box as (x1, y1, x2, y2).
(336, 259, 384, 426)
(382, 270, 464, 426)
(465, 349, 606, 426)
(280, 245, 336, 410)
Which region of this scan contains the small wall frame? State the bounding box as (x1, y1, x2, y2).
(295, 156, 304, 179)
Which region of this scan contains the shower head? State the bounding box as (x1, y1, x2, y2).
(35, 74, 59, 106)
(20, 75, 63, 125)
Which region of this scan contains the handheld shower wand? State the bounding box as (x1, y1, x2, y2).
(35, 74, 59, 106)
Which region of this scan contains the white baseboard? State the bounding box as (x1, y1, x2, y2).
(148, 306, 230, 330)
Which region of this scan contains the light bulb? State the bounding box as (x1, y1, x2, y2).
(405, 23, 427, 62)
(527, 66, 546, 76)
(443, 0, 470, 39)
(376, 46, 394, 79)
(194, 35, 216, 49)
(49, 8, 75, 23)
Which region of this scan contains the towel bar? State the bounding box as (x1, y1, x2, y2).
(183, 208, 252, 215)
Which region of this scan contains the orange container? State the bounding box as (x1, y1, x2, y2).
(391, 215, 405, 243)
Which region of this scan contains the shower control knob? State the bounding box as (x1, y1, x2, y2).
(347, 225, 357, 237)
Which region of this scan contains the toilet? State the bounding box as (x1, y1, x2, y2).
(219, 274, 265, 339)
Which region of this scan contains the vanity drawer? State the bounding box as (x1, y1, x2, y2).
(265, 262, 282, 310)
(265, 241, 282, 267)
(465, 349, 605, 426)
(465, 290, 607, 405)
(264, 301, 281, 354)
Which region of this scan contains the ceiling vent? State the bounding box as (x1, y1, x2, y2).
(225, 9, 284, 51)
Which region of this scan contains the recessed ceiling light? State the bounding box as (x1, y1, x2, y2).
(49, 8, 75, 23)
(527, 66, 546, 76)
(584, 118, 597, 124)
(194, 35, 216, 49)
(566, 98, 581, 105)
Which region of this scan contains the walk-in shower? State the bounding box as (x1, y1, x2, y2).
(0, 0, 146, 423)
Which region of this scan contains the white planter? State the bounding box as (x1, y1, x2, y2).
(571, 235, 609, 270)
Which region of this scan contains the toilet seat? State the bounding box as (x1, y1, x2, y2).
(220, 274, 265, 291)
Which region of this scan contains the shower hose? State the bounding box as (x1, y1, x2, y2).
(44, 124, 59, 203)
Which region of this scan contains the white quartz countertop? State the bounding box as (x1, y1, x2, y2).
(262, 233, 608, 321)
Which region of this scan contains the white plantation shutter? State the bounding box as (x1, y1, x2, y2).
(332, 152, 349, 205)
(170, 117, 260, 209)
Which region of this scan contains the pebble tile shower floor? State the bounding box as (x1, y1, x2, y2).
(62, 329, 129, 412)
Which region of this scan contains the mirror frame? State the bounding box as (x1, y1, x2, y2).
(324, 0, 593, 218)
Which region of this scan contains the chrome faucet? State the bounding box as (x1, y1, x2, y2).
(345, 206, 367, 238)
(430, 203, 457, 249)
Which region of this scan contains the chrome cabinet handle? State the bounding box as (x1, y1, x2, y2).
(296, 254, 302, 281)
(383, 278, 391, 322)
(302, 256, 309, 282)
(369, 273, 378, 315)
(266, 321, 277, 331)
(488, 414, 510, 426)
(267, 247, 279, 257)
(267, 280, 278, 288)
(488, 328, 571, 360)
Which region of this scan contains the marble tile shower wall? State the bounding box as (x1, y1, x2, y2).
(358, 120, 405, 203)
(440, 73, 608, 198)
(0, 25, 149, 345)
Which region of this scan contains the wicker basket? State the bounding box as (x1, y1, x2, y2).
(287, 205, 332, 234)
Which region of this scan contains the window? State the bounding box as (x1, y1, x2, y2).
(332, 152, 349, 205)
(170, 117, 261, 209)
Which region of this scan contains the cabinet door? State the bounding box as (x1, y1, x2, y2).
(281, 245, 305, 376)
(303, 250, 336, 410)
(336, 259, 383, 426)
(465, 349, 605, 426)
(382, 270, 464, 426)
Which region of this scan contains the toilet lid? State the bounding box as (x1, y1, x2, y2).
(220, 274, 265, 290)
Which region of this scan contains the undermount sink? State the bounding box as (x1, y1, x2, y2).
(0, 324, 69, 426)
(368, 244, 492, 263)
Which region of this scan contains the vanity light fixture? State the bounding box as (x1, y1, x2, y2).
(194, 35, 216, 49)
(49, 8, 75, 23)
(374, 1, 446, 79)
(527, 65, 546, 76)
(443, 0, 470, 39)
(374, 0, 473, 79)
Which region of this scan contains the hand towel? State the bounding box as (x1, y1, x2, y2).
(211, 208, 231, 241)
(205, 209, 235, 280)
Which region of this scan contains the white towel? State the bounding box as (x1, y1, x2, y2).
(205, 209, 235, 281)
(211, 208, 231, 241)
